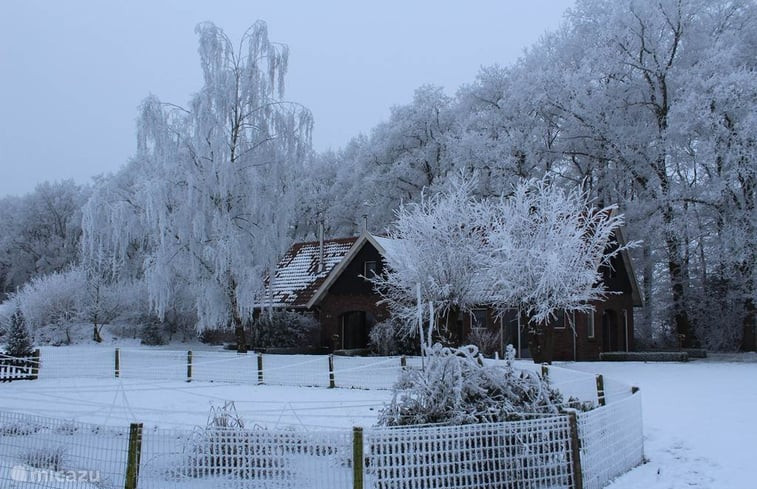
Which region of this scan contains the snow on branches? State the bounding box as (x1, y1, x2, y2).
(372, 173, 633, 349)
(377, 344, 570, 426)
(81, 22, 312, 349)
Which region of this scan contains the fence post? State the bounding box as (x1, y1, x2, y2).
(353, 426, 364, 489)
(115, 348, 120, 378)
(566, 410, 583, 489)
(187, 350, 193, 383)
(329, 354, 335, 388)
(124, 422, 143, 489)
(30, 349, 40, 380)
(257, 353, 264, 385)
(400, 355, 407, 369)
(541, 363, 549, 380)
(595, 374, 606, 406)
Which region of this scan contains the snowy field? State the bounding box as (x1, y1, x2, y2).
(559, 354, 757, 489)
(0, 378, 391, 430)
(0, 348, 754, 487)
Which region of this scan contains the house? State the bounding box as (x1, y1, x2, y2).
(262, 229, 642, 361)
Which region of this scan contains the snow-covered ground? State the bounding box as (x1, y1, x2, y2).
(559, 354, 757, 489)
(1, 348, 754, 487)
(0, 378, 390, 430)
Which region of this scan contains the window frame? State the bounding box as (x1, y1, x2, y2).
(363, 260, 377, 278)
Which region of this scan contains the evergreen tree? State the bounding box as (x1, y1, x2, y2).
(6, 306, 33, 357)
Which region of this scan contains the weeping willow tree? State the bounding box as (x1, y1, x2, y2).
(83, 22, 311, 351)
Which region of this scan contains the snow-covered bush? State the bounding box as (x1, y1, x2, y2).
(180, 403, 294, 480)
(466, 327, 501, 358)
(139, 319, 168, 346)
(15, 268, 85, 331)
(369, 318, 419, 356)
(5, 306, 33, 356)
(251, 310, 319, 349)
(21, 446, 66, 470)
(378, 344, 578, 427)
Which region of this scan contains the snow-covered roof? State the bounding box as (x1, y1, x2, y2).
(260, 237, 358, 307)
(370, 234, 402, 262)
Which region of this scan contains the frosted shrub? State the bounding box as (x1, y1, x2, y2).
(181, 403, 291, 480)
(15, 268, 85, 330)
(251, 310, 319, 349)
(22, 446, 66, 471)
(466, 327, 501, 357)
(378, 344, 572, 427)
(369, 318, 418, 356)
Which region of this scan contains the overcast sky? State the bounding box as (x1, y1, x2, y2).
(0, 0, 574, 198)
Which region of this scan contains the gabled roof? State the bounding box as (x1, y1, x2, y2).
(304, 232, 386, 308)
(259, 236, 358, 308)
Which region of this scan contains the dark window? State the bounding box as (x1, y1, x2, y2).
(587, 312, 595, 338)
(363, 261, 377, 278)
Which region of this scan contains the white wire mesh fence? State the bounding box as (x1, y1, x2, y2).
(0, 349, 645, 489)
(364, 416, 576, 489)
(0, 410, 129, 488)
(577, 393, 644, 489)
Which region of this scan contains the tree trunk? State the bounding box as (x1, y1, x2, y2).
(742, 299, 756, 352)
(93, 322, 103, 343)
(528, 322, 554, 365)
(228, 279, 247, 353)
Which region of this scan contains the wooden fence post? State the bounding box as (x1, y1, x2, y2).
(115, 348, 120, 378)
(187, 350, 193, 382)
(257, 353, 264, 385)
(328, 354, 335, 388)
(566, 410, 583, 489)
(124, 422, 143, 489)
(353, 426, 364, 489)
(541, 363, 549, 380)
(595, 374, 606, 406)
(400, 355, 407, 369)
(30, 349, 40, 380)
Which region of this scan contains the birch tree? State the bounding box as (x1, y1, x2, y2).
(83, 22, 311, 350)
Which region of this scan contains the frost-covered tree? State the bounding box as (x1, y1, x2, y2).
(0, 181, 90, 299)
(82, 22, 312, 351)
(371, 174, 492, 345)
(373, 174, 629, 360)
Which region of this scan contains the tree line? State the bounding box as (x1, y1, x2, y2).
(1, 0, 754, 351)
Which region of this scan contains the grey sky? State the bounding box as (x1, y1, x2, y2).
(0, 0, 574, 197)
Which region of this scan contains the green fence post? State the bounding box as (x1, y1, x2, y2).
(30, 349, 40, 380)
(115, 348, 120, 378)
(541, 363, 549, 380)
(353, 426, 364, 489)
(400, 355, 407, 369)
(187, 350, 192, 382)
(595, 374, 606, 406)
(567, 411, 583, 489)
(257, 353, 264, 385)
(124, 422, 143, 489)
(329, 354, 335, 388)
